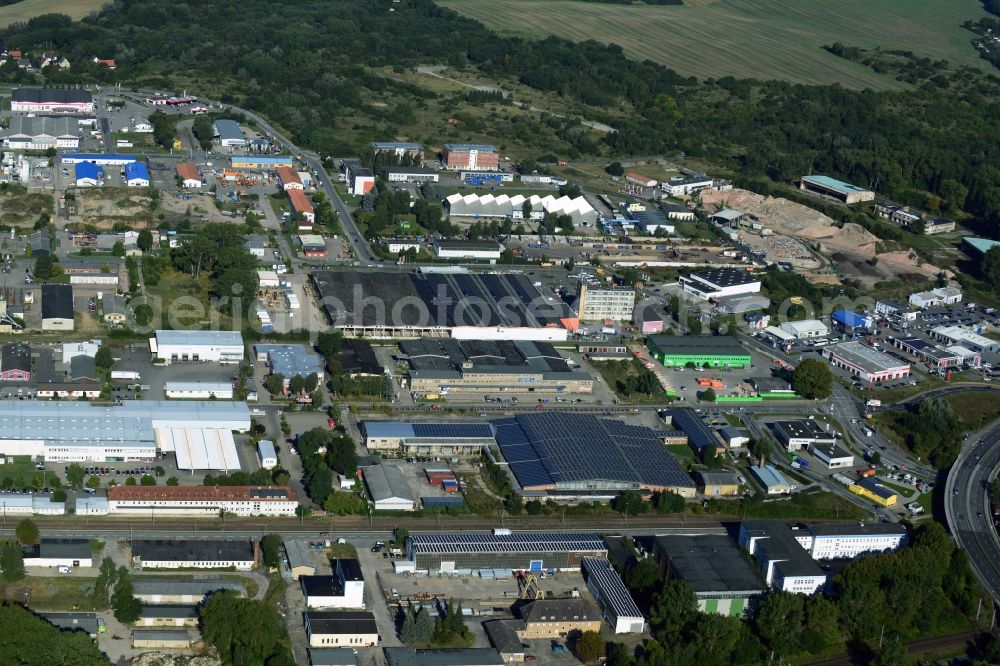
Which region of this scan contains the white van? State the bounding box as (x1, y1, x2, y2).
(57, 566, 72, 574)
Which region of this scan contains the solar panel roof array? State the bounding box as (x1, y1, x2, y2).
(493, 413, 694, 491)
(582, 557, 643, 620)
(407, 532, 607, 556)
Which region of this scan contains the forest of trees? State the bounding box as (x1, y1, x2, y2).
(2, 1, 998, 237)
(609, 522, 986, 665)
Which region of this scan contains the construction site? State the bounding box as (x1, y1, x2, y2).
(699, 187, 948, 287)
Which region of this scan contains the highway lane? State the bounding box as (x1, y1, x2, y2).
(946, 421, 1000, 602)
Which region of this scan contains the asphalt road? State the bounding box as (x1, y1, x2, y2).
(946, 421, 1000, 602)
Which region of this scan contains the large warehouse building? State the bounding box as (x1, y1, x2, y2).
(653, 535, 766, 616)
(492, 412, 695, 497)
(799, 175, 874, 204)
(405, 532, 608, 573)
(679, 268, 761, 300)
(150, 330, 245, 364)
(311, 269, 577, 340)
(11, 88, 94, 114)
(361, 421, 496, 455)
(213, 119, 245, 147)
(823, 341, 910, 384)
(444, 193, 597, 228)
(2, 115, 87, 150)
(0, 400, 250, 469)
(107, 486, 298, 517)
(434, 240, 504, 261)
(400, 338, 592, 396)
(441, 143, 499, 171)
(647, 335, 752, 369)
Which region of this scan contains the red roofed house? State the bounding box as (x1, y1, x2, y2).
(626, 172, 657, 188)
(175, 163, 202, 188)
(276, 166, 303, 191)
(287, 189, 315, 226)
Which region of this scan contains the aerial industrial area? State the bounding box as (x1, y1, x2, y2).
(0, 12, 997, 663)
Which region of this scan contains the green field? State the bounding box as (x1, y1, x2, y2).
(0, 0, 108, 28)
(439, 0, 989, 89)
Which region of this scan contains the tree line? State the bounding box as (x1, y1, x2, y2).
(609, 521, 985, 665)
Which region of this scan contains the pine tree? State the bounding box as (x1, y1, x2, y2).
(414, 606, 434, 643)
(399, 605, 417, 643)
(452, 601, 467, 635)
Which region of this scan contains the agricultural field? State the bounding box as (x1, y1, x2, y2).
(0, 0, 108, 28)
(439, 0, 990, 89)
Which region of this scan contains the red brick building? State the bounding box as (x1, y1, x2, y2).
(441, 143, 499, 171)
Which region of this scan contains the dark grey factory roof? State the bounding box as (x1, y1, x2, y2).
(519, 598, 601, 623)
(335, 558, 363, 581)
(301, 575, 345, 598)
(401, 338, 571, 374)
(386, 166, 437, 175)
(1, 342, 30, 374)
(771, 419, 832, 440)
(70, 354, 97, 380)
(285, 540, 316, 571)
(132, 578, 242, 597)
(39, 612, 99, 635)
(443, 143, 497, 152)
(741, 520, 825, 577)
(309, 647, 359, 666)
(41, 284, 74, 320)
(132, 629, 192, 643)
(492, 412, 694, 490)
(213, 119, 243, 142)
(139, 605, 199, 619)
(24, 538, 90, 560)
(311, 270, 572, 328)
(386, 648, 504, 666)
(131, 539, 254, 563)
(686, 268, 759, 288)
(654, 535, 766, 594)
(668, 408, 718, 452)
(12, 88, 92, 103)
(372, 141, 423, 150)
(648, 334, 750, 356)
(360, 464, 414, 502)
(695, 471, 740, 487)
(483, 619, 525, 656)
(305, 611, 378, 635)
(334, 338, 381, 375)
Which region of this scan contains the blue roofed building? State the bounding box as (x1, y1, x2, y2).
(254, 344, 325, 390)
(124, 161, 150, 187)
(750, 464, 792, 495)
(74, 161, 101, 187)
(491, 412, 695, 498)
(832, 309, 873, 331)
(231, 155, 294, 169)
(361, 421, 495, 456)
